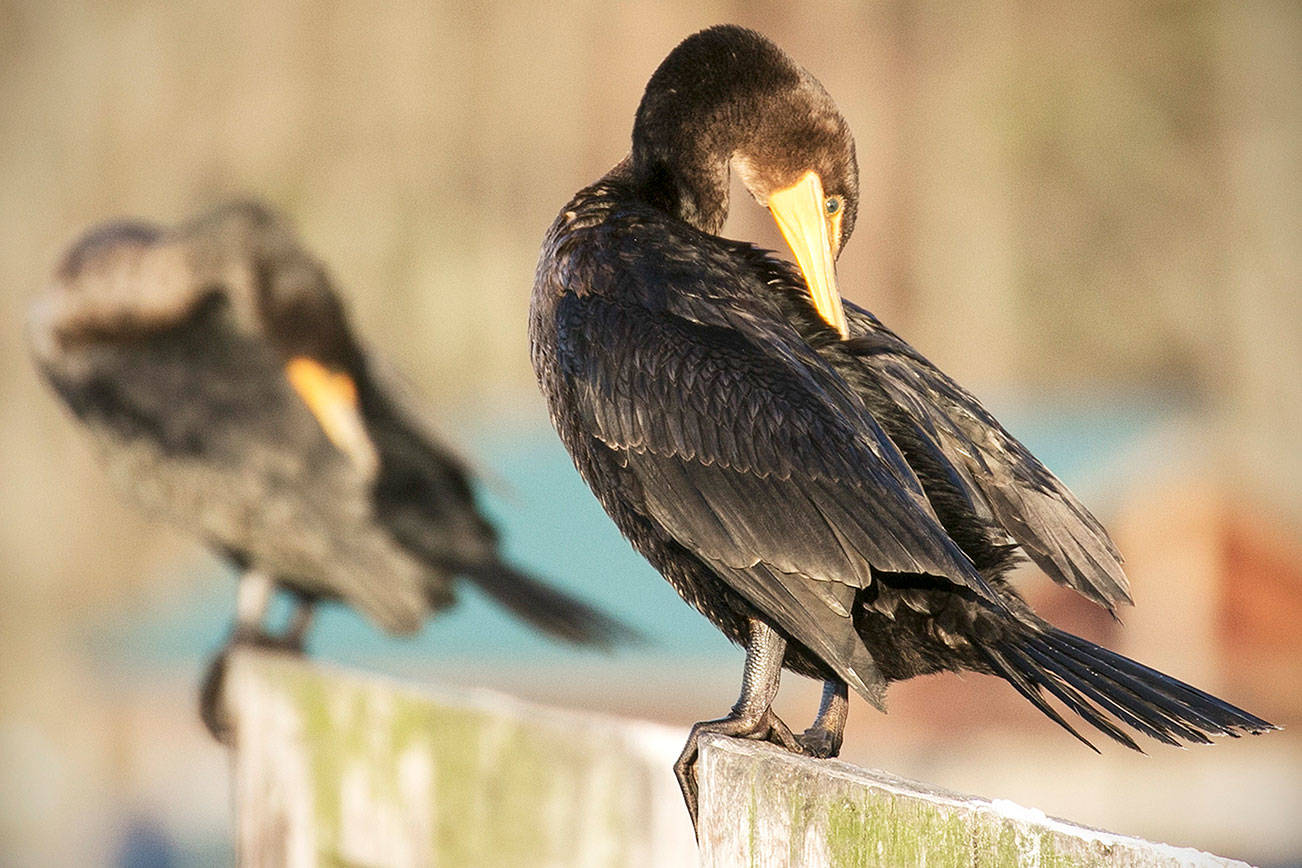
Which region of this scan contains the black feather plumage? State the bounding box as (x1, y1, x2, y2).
(31, 201, 635, 659)
(530, 24, 1274, 779)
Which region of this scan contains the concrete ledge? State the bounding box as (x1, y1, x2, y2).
(230, 652, 1251, 867)
(228, 651, 697, 867)
(696, 735, 1249, 867)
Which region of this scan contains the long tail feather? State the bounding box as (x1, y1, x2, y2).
(980, 643, 1100, 752)
(987, 622, 1276, 750)
(461, 560, 642, 648)
(1018, 638, 1186, 746)
(1048, 630, 1274, 733)
(1004, 641, 1142, 750)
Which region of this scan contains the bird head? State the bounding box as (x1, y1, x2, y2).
(30, 201, 378, 471)
(632, 25, 859, 338)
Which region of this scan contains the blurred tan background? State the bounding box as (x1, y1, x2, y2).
(1, 1, 1299, 865)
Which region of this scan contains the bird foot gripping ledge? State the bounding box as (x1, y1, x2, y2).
(694, 734, 1251, 868)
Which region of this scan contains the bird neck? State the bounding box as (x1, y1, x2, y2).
(630, 59, 770, 236)
(629, 137, 734, 236)
(628, 26, 804, 235)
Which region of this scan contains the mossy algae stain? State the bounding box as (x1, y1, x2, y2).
(269, 661, 649, 866)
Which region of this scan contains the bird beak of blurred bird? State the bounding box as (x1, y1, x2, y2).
(768, 171, 849, 339)
(285, 356, 381, 477)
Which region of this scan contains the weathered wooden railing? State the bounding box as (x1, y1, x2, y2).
(229, 652, 1249, 867)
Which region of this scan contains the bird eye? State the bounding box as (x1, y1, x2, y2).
(825, 197, 842, 216)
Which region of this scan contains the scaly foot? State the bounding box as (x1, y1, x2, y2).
(673, 706, 800, 833)
(199, 628, 306, 744)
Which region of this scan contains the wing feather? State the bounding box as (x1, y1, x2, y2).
(842, 303, 1131, 609)
(554, 285, 1002, 701)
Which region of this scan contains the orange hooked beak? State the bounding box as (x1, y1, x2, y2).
(767, 170, 848, 339)
(285, 356, 380, 476)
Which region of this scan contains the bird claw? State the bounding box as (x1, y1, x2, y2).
(796, 725, 843, 758)
(673, 707, 800, 836)
(198, 628, 307, 744)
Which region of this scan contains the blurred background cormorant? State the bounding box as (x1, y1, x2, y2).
(30, 201, 632, 739)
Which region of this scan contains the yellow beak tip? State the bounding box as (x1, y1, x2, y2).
(767, 172, 849, 339)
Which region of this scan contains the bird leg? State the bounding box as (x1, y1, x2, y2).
(674, 618, 800, 833)
(282, 594, 316, 653)
(232, 568, 276, 643)
(798, 679, 848, 758)
(200, 571, 313, 743)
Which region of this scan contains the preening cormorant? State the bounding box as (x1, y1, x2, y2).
(31, 200, 633, 740)
(530, 25, 1274, 825)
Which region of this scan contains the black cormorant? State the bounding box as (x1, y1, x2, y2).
(31, 200, 633, 740)
(530, 25, 1274, 825)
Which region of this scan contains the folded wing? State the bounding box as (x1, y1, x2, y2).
(554, 286, 1002, 702)
(841, 302, 1131, 611)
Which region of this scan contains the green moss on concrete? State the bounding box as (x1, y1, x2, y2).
(826, 797, 878, 867)
(481, 723, 563, 861)
(240, 662, 1241, 868)
(275, 660, 351, 857)
(254, 658, 658, 867)
(701, 737, 1234, 868)
(992, 817, 1023, 866)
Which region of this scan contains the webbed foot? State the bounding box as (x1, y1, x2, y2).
(796, 723, 843, 758)
(199, 628, 306, 744)
(673, 706, 800, 834)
